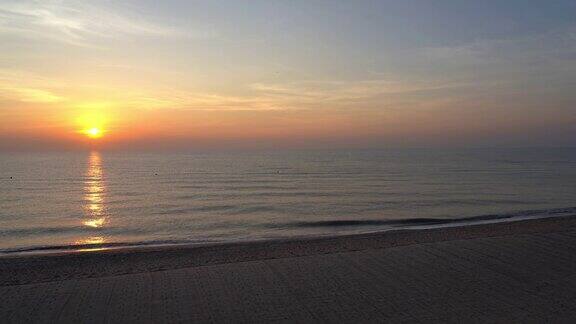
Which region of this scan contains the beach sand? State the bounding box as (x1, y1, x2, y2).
(2, 215, 576, 323)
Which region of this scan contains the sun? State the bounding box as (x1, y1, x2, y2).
(84, 127, 103, 139)
(75, 109, 110, 140)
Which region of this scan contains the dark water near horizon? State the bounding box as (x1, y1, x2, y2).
(1, 148, 575, 255)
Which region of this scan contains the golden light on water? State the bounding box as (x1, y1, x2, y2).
(85, 151, 106, 219)
(80, 151, 108, 247)
(75, 236, 106, 245)
(83, 218, 106, 228)
(75, 236, 107, 252)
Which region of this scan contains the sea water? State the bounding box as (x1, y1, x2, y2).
(1, 148, 575, 254)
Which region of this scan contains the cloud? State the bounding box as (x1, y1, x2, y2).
(421, 26, 576, 65)
(0, 61, 483, 115)
(136, 89, 286, 112)
(0, 86, 63, 103)
(0, 68, 66, 103)
(0, 0, 207, 47)
(0, 67, 284, 111)
(249, 79, 468, 105)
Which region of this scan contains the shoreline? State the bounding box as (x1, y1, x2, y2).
(0, 207, 576, 259)
(4, 206, 575, 257)
(2, 213, 576, 286)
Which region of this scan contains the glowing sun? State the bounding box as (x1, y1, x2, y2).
(84, 127, 103, 139)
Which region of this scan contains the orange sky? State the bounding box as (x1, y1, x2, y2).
(1, 1, 575, 151)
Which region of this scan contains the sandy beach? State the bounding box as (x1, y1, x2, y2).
(2, 215, 576, 323)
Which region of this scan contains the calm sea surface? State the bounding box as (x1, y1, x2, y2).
(1, 149, 575, 255)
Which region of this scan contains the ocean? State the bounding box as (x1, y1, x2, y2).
(1, 148, 575, 255)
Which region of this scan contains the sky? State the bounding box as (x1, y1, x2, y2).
(0, 0, 575, 151)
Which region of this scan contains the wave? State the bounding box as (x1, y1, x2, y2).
(268, 206, 576, 229)
(153, 204, 238, 215)
(0, 225, 103, 237)
(2, 206, 575, 255)
(0, 239, 201, 255)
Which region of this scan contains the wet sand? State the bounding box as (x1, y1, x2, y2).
(2, 215, 576, 323)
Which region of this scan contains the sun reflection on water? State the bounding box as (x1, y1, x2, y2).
(81, 151, 108, 246)
(75, 236, 106, 245)
(83, 218, 106, 228)
(75, 236, 107, 252)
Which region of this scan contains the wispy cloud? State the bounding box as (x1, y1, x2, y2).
(0, 86, 63, 103)
(122, 81, 428, 112)
(123, 79, 469, 113)
(0, 0, 208, 47)
(0, 62, 474, 114)
(250, 79, 469, 106)
(0, 68, 65, 103)
(0, 68, 282, 112)
(422, 27, 576, 65)
(133, 79, 471, 112)
(138, 88, 286, 112)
